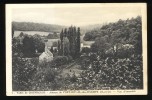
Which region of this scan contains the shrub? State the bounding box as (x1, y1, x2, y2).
(31, 67, 61, 91)
(50, 56, 69, 67)
(77, 55, 143, 90)
(12, 57, 38, 91)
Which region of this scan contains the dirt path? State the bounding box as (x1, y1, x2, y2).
(60, 60, 83, 77)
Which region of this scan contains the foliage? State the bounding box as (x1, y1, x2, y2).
(52, 52, 142, 90)
(62, 55, 143, 90)
(50, 56, 72, 67)
(12, 57, 38, 91)
(81, 47, 91, 54)
(12, 37, 24, 57)
(91, 36, 111, 57)
(59, 26, 81, 58)
(33, 34, 45, 53)
(13, 33, 45, 57)
(31, 66, 60, 91)
(12, 21, 66, 33)
(47, 32, 59, 39)
(84, 16, 142, 55)
(22, 35, 36, 57)
(83, 29, 101, 41)
(76, 27, 81, 57)
(38, 56, 73, 68)
(12, 54, 143, 90)
(62, 37, 70, 56)
(12, 16, 143, 91)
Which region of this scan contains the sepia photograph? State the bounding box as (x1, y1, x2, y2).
(6, 3, 147, 96)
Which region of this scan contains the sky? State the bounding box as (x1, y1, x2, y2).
(12, 4, 142, 26)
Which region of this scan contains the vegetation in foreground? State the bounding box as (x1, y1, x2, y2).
(12, 53, 143, 91)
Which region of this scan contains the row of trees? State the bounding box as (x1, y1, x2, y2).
(58, 26, 81, 59)
(12, 32, 45, 57)
(12, 22, 66, 33)
(47, 32, 59, 39)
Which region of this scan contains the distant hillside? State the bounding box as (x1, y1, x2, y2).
(12, 22, 104, 36)
(84, 16, 142, 54)
(12, 22, 67, 33)
(83, 16, 142, 42)
(80, 24, 103, 35)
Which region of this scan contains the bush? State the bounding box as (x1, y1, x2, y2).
(77, 55, 143, 90)
(117, 46, 134, 58)
(31, 67, 60, 91)
(50, 56, 70, 67)
(12, 57, 38, 91)
(67, 55, 73, 62)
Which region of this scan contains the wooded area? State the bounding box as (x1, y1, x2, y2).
(12, 22, 66, 32)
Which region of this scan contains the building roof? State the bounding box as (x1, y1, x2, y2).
(45, 51, 53, 56)
(45, 47, 53, 56)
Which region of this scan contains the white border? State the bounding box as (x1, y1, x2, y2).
(6, 3, 147, 96)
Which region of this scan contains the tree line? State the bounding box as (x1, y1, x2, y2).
(58, 26, 81, 59)
(47, 32, 60, 39)
(83, 16, 142, 56)
(12, 32, 45, 58)
(12, 22, 66, 33)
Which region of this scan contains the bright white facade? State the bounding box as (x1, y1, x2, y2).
(39, 43, 53, 63)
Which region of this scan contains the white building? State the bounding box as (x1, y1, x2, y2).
(80, 41, 95, 51)
(39, 42, 53, 63)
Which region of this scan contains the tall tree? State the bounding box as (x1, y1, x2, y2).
(67, 27, 73, 56)
(64, 28, 67, 37)
(60, 29, 64, 55)
(63, 37, 70, 56)
(57, 40, 61, 55)
(76, 27, 81, 56)
(22, 35, 36, 57)
(72, 26, 76, 57)
(33, 34, 45, 53)
(12, 25, 14, 38)
(12, 37, 23, 57)
(60, 29, 63, 42)
(59, 26, 81, 58)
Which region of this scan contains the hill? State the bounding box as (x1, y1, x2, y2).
(83, 16, 142, 43)
(84, 16, 142, 54)
(12, 22, 67, 33)
(12, 22, 104, 36)
(80, 24, 103, 35)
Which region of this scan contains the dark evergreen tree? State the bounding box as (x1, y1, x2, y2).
(59, 26, 81, 58)
(60, 29, 64, 55)
(69, 26, 75, 58)
(33, 34, 45, 53)
(64, 28, 67, 37)
(67, 27, 72, 55)
(12, 25, 14, 38)
(72, 26, 77, 58)
(63, 37, 70, 56)
(60, 29, 63, 42)
(22, 35, 36, 57)
(57, 40, 61, 55)
(76, 27, 81, 56)
(50, 46, 54, 53)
